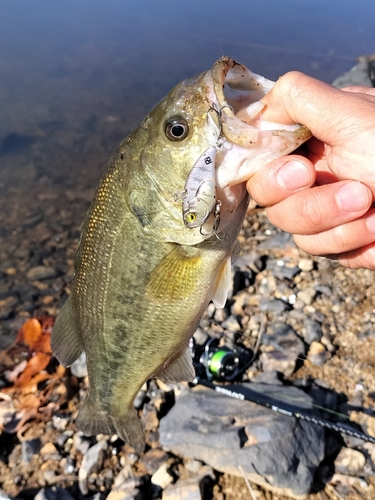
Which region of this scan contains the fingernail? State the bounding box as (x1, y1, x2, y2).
(336, 182, 369, 212)
(276, 160, 311, 190)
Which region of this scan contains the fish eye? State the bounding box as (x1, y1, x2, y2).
(165, 118, 189, 141)
(185, 212, 197, 224)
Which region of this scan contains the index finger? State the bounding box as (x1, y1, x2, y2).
(260, 72, 375, 144)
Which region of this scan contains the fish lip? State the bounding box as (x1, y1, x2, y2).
(209, 56, 311, 147)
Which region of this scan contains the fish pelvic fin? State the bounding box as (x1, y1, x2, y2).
(76, 395, 145, 453)
(51, 296, 84, 366)
(145, 246, 202, 304)
(157, 348, 195, 383)
(211, 256, 232, 308)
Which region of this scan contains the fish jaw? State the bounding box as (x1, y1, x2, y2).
(210, 56, 312, 187)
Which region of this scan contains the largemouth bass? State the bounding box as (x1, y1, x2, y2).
(51, 56, 310, 452)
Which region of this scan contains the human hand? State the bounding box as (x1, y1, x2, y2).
(246, 72, 375, 269)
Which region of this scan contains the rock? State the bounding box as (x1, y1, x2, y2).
(141, 402, 159, 432)
(297, 287, 316, 306)
(140, 448, 170, 475)
(334, 447, 366, 476)
(133, 389, 147, 410)
(264, 323, 305, 355)
(40, 442, 61, 460)
(78, 439, 108, 495)
(70, 351, 88, 378)
(160, 386, 325, 496)
(332, 58, 373, 89)
(162, 477, 203, 499)
(73, 431, 91, 454)
(308, 342, 330, 366)
(302, 319, 322, 344)
(267, 259, 300, 280)
(151, 463, 174, 489)
(260, 351, 297, 377)
(193, 327, 209, 346)
(298, 258, 314, 272)
(34, 487, 75, 500)
(21, 438, 41, 464)
(26, 265, 59, 280)
(52, 414, 70, 431)
(259, 298, 290, 313)
(108, 476, 143, 500)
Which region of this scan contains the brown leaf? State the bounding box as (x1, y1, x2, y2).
(16, 352, 51, 386)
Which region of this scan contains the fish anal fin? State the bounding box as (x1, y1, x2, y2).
(157, 348, 195, 383)
(211, 256, 232, 308)
(145, 246, 202, 304)
(76, 395, 145, 453)
(51, 297, 84, 366)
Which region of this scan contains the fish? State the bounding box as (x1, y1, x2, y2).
(51, 56, 311, 452)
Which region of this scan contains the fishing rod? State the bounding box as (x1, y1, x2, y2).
(192, 321, 375, 445)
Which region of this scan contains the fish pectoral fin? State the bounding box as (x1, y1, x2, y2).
(157, 348, 195, 383)
(211, 256, 232, 309)
(51, 297, 84, 366)
(145, 245, 202, 304)
(76, 395, 145, 453)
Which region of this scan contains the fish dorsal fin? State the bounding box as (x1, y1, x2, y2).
(51, 296, 84, 366)
(157, 348, 195, 383)
(211, 256, 232, 308)
(145, 246, 202, 304)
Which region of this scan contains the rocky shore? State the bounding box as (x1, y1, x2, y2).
(1, 184, 375, 499)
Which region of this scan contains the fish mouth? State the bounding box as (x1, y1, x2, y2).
(208, 56, 311, 186)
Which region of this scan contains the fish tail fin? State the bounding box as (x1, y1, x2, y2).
(51, 296, 84, 366)
(76, 396, 145, 453)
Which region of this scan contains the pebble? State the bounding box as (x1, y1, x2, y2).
(141, 403, 159, 432)
(21, 438, 41, 464)
(334, 447, 366, 476)
(151, 463, 174, 489)
(259, 298, 290, 313)
(162, 477, 203, 499)
(79, 440, 108, 495)
(73, 432, 91, 454)
(26, 265, 59, 281)
(260, 351, 297, 377)
(297, 287, 316, 306)
(307, 342, 329, 366)
(302, 319, 322, 344)
(70, 352, 88, 378)
(298, 259, 314, 272)
(34, 488, 75, 500)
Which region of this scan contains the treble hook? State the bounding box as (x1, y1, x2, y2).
(207, 102, 233, 148)
(199, 200, 224, 240)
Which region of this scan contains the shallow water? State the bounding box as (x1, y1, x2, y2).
(0, 0, 374, 283)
